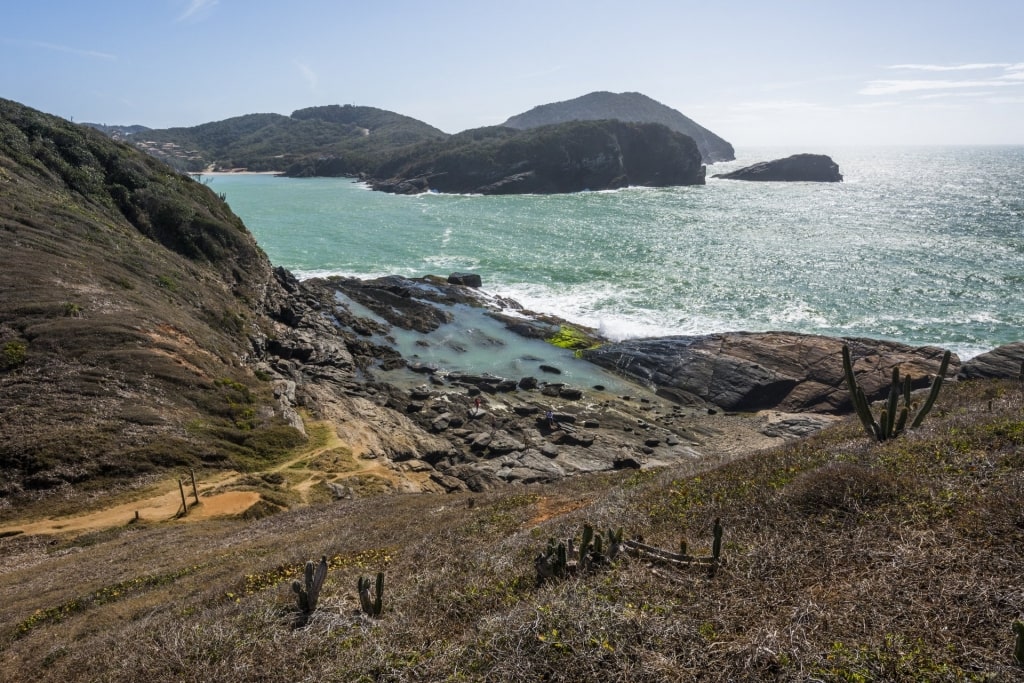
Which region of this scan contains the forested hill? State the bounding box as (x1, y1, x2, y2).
(503, 91, 735, 163)
(130, 105, 447, 173)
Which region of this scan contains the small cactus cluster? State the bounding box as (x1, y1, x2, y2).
(623, 518, 725, 577)
(292, 556, 328, 614)
(535, 524, 623, 585)
(842, 344, 950, 441)
(358, 572, 385, 617)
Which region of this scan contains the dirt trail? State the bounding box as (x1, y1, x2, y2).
(0, 420, 412, 539)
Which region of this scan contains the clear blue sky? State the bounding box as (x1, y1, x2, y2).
(3, 1, 1022, 147)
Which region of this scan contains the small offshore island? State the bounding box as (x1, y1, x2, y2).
(2, 96, 1024, 681)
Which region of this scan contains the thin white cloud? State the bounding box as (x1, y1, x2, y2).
(177, 0, 218, 22)
(732, 100, 826, 112)
(295, 60, 318, 92)
(887, 63, 1011, 72)
(3, 38, 116, 61)
(917, 90, 997, 100)
(862, 63, 1024, 96)
(859, 79, 1020, 96)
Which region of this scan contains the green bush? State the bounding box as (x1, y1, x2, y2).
(1, 341, 27, 369)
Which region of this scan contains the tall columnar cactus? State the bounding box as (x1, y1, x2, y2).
(292, 555, 328, 614)
(842, 344, 951, 441)
(711, 518, 723, 564)
(357, 572, 385, 617)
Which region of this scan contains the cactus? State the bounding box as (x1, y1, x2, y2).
(842, 344, 950, 441)
(578, 524, 596, 571)
(291, 555, 328, 614)
(709, 518, 724, 577)
(535, 525, 625, 584)
(605, 527, 623, 561)
(535, 540, 569, 585)
(1014, 620, 1024, 666)
(357, 571, 385, 617)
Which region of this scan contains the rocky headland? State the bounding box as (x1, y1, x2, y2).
(502, 91, 736, 164)
(713, 153, 843, 182)
(367, 119, 707, 195)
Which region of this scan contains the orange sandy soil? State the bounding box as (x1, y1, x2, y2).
(0, 420, 412, 539)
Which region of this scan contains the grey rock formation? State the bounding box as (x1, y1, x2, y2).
(448, 272, 483, 288)
(958, 342, 1024, 379)
(713, 154, 842, 182)
(370, 120, 706, 195)
(582, 331, 958, 413)
(503, 91, 735, 163)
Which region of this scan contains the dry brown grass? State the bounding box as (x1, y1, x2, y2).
(1, 378, 1022, 681)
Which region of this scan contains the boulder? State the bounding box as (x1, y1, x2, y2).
(713, 154, 842, 182)
(582, 331, 958, 413)
(958, 342, 1024, 380)
(495, 449, 566, 484)
(447, 272, 483, 288)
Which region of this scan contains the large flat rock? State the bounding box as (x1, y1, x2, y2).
(582, 331, 958, 413)
(958, 342, 1024, 380)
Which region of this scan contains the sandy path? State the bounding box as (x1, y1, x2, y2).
(0, 473, 257, 537)
(0, 420, 414, 539)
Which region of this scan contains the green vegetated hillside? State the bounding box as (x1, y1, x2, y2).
(369, 119, 707, 194)
(0, 98, 304, 505)
(132, 105, 448, 173)
(1, 378, 1021, 681)
(121, 92, 733, 186)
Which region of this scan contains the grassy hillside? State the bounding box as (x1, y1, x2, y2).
(0, 98, 304, 511)
(0, 377, 1020, 681)
(133, 105, 448, 173)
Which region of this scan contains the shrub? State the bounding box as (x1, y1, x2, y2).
(783, 462, 899, 514)
(1, 340, 28, 369)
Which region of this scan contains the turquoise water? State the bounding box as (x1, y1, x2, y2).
(207, 146, 1024, 359)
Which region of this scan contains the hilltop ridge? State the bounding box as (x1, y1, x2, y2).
(503, 91, 735, 163)
(107, 92, 734, 192)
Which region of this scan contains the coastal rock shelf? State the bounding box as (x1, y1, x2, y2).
(582, 331, 957, 413)
(256, 270, 1005, 493)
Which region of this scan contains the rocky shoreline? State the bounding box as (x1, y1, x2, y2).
(253, 269, 1022, 495)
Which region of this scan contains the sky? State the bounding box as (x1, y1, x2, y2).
(2, 0, 1023, 148)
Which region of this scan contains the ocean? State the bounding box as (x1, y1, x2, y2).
(206, 146, 1024, 360)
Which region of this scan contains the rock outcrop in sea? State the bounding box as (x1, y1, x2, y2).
(713, 154, 843, 182)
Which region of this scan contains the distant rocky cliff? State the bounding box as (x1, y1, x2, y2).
(503, 91, 735, 164)
(369, 119, 706, 195)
